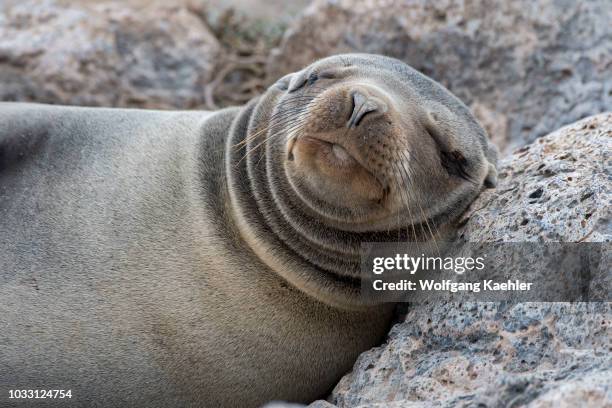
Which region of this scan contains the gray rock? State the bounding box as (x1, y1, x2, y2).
(326, 114, 612, 407)
(459, 113, 611, 243)
(0, 0, 220, 109)
(330, 303, 610, 407)
(268, 0, 612, 153)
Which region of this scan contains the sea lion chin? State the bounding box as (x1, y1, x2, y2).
(289, 134, 385, 205)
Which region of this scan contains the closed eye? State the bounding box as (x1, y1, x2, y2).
(439, 149, 472, 182)
(307, 72, 318, 85)
(318, 70, 337, 80)
(424, 126, 473, 182)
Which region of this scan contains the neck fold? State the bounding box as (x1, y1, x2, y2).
(225, 94, 424, 309)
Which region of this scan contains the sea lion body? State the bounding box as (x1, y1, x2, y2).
(0, 54, 497, 407)
(0, 103, 392, 407)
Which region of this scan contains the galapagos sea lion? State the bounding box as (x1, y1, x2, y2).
(0, 54, 497, 407)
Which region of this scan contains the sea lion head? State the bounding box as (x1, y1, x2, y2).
(226, 54, 498, 309)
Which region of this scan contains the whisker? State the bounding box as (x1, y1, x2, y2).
(233, 105, 313, 149)
(397, 150, 440, 256)
(238, 122, 300, 165)
(254, 116, 312, 166)
(232, 92, 323, 149)
(391, 157, 418, 242)
(237, 111, 313, 165)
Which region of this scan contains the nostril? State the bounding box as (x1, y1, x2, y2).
(348, 91, 381, 128)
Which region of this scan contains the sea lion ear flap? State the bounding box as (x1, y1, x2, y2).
(483, 141, 499, 188)
(287, 69, 309, 93)
(484, 162, 497, 188)
(274, 69, 308, 92)
(274, 73, 293, 91)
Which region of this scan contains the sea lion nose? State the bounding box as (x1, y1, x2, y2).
(347, 90, 388, 128)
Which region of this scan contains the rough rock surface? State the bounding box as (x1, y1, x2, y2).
(459, 113, 611, 243)
(330, 303, 610, 408)
(268, 114, 612, 408)
(268, 0, 612, 152)
(0, 0, 220, 109)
